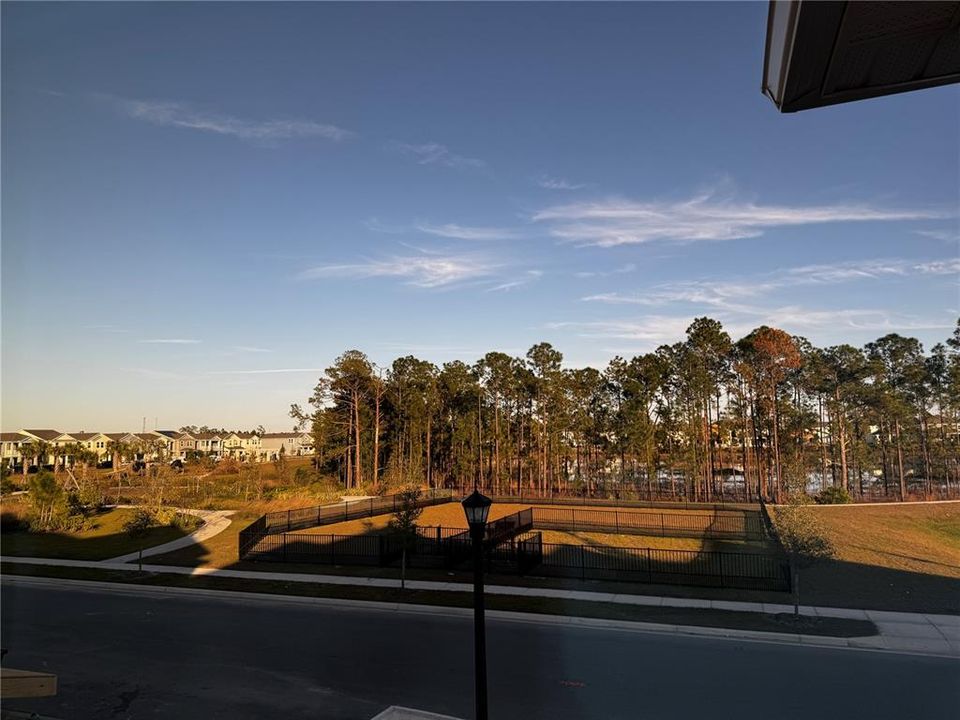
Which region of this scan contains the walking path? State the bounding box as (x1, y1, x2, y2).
(3, 554, 957, 658)
(101, 508, 234, 564)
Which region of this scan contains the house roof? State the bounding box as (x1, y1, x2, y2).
(135, 432, 163, 441)
(0, 432, 29, 442)
(21, 429, 62, 441)
(193, 432, 222, 440)
(762, 1, 960, 113)
(70, 432, 101, 442)
(154, 430, 182, 439)
(104, 432, 136, 442)
(260, 433, 297, 439)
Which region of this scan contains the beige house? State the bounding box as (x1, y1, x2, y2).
(1, 432, 29, 470)
(153, 431, 197, 459)
(261, 433, 301, 460)
(194, 432, 223, 458)
(1, 427, 301, 467)
(19, 429, 62, 467)
(222, 432, 262, 460)
(71, 432, 111, 462)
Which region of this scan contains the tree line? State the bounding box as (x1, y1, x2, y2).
(290, 317, 960, 502)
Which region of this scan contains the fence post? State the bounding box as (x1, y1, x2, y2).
(331, 535, 335, 565)
(660, 513, 665, 537)
(646, 547, 652, 583)
(282, 533, 287, 562)
(580, 544, 586, 580)
(287, 510, 292, 531)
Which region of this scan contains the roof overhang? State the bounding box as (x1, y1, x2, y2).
(762, 1, 960, 112)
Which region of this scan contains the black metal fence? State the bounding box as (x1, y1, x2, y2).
(235, 491, 785, 590)
(530, 507, 764, 540)
(261, 489, 454, 533)
(238, 489, 454, 558)
(527, 541, 787, 590)
(488, 494, 753, 512)
(241, 524, 787, 591)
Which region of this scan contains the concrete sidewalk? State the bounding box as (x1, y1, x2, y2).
(3, 554, 957, 658)
(102, 508, 234, 564)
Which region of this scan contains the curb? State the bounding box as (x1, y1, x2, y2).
(3, 574, 957, 659)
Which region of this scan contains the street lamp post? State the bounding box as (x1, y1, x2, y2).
(461, 489, 492, 720)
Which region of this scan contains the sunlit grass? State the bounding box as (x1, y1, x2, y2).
(1, 507, 190, 560)
(812, 503, 960, 578)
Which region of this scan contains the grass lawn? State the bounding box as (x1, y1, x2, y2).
(536, 529, 773, 554)
(0, 508, 192, 561)
(811, 502, 960, 578)
(151, 502, 771, 569)
(146, 511, 258, 568)
(772, 501, 960, 614)
(294, 501, 755, 536)
(294, 502, 533, 535)
(145, 499, 960, 614)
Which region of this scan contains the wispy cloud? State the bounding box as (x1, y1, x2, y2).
(551, 308, 952, 351)
(582, 257, 959, 308)
(485, 270, 543, 293)
(533, 187, 946, 246)
(363, 218, 408, 235)
(760, 308, 953, 332)
(139, 338, 201, 345)
(390, 141, 485, 169)
(537, 174, 587, 191)
(915, 229, 960, 243)
(300, 252, 497, 289)
(574, 263, 636, 279)
(548, 316, 697, 344)
(119, 98, 352, 143)
(415, 222, 524, 241)
(232, 346, 273, 354)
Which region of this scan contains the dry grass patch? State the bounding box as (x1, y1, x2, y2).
(535, 530, 772, 554)
(295, 502, 532, 535)
(811, 502, 960, 578)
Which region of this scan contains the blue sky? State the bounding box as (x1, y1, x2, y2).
(2, 2, 958, 431)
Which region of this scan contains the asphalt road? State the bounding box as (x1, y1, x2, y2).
(2, 579, 958, 720)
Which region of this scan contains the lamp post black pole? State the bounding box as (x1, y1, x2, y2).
(470, 523, 488, 720)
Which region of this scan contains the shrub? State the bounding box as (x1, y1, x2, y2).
(123, 508, 155, 537)
(815, 486, 853, 505)
(171, 512, 202, 533)
(27, 472, 70, 530)
(217, 457, 241, 475)
(0, 475, 17, 496)
(125, 506, 202, 537)
(293, 466, 313, 486)
(772, 499, 836, 617)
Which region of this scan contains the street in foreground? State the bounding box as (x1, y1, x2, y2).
(2, 580, 958, 719)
